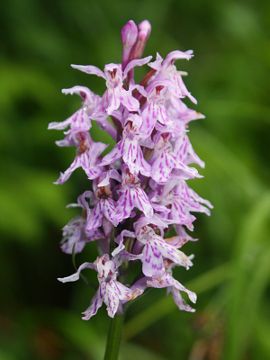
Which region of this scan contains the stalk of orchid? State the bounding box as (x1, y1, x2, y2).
(50, 19, 212, 360)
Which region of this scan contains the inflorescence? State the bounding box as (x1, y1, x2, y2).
(50, 20, 212, 320)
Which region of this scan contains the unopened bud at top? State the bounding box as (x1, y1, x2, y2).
(121, 20, 138, 68)
(138, 20, 151, 43)
(130, 20, 151, 61)
(121, 20, 138, 49)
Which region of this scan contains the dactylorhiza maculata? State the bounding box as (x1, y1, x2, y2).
(50, 20, 213, 320)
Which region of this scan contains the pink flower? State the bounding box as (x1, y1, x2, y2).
(150, 134, 199, 184)
(115, 168, 153, 222)
(54, 133, 106, 184)
(71, 56, 152, 115)
(147, 263, 197, 312)
(101, 114, 151, 176)
(149, 50, 197, 103)
(58, 254, 143, 319)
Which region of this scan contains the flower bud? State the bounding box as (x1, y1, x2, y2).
(138, 20, 151, 43)
(129, 20, 151, 61)
(121, 20, 138, 68)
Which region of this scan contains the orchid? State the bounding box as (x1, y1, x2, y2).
(100, 114, 151, 176)
(50, 19, 212, 359)
(71, 56, 151, 115)
(58, 254, 143, 319)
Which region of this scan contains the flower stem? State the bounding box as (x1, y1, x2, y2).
(104, 314, 124, 360)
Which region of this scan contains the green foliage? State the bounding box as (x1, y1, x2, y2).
(0, 0, 269, 359)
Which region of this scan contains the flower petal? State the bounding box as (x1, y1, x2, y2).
(162, 50, 193, 68)
(123, 55, 152, 79)
(102, 198, 118, 226)
(141, 103, 157, 137)
(151, 151, 176, 184)
(116, 188, 135, 221)
(71, 64, 106, 79)
(82, 287, 104, 320)
(57, 262, 95, 283)
(105, 89, 121, 115)
(104, 282, 120, 318)
(100, 144, 122, 167)
(54, 157, 82, 184)
(154, 239, 193, 269)
(86, 202, 103, 231)
(133, 188, 153, 218)
(171, 287, 196, 312)
(62, 85, 95, 103)
(114, 281, 143, 302)
(142, 243, 164, 277)
(120, 89, 140, 112)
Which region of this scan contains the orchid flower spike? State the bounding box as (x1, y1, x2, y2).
(51, 19, 212, 321)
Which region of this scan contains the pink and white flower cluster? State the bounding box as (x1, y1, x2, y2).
(51, 20, 212, 319)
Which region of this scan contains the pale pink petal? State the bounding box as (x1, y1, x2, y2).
(118, 229, 136, 242)
(54, 156, 82, 184)
(165, 232, 197, 249)
(135, 147, 151, 176)
(133, 188, 153, 218)
(170, 199, 196, 230)
(86, 202, 103, 230)
(102, 198, 118, 226)
(48, 117, 72, 130)
(130, 84, 148, 98)
(171, 287, 195, 312)
(60, 217, 87, 254)
(141, 103, 157, 137)
(123, 55, 152, 78)
(114, 281, 143, 301)
(188, 187, 213, 211)
(155, 239, 193, 269)
(162, 50, 193, 68)
(171, 278, 197, 305)
(71, 64, 106, 79)
(148, 52, 163, 70)
(57, 262, 95, 283)
(62, 85, 95, 102)
(120, 89, 140, 112)
(104, 283, 120, 318)
(82, 287, 104, 320)
(151, 151, 176, 183)
(116, 188, 134, 220)
(106, 89, 121, 115)
(79, 153, 102, 180)
(122, 138, 138, 168)
(142, 243, 164, 277)
(100, 144, 122, 167)
(98, 169, 121, 187)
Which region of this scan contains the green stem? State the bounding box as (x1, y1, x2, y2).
(104, 314, 124, 360)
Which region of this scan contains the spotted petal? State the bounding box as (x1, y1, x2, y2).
(104, 282, 120, 318)
(142, 243, 164, 277)
(120, 89, 140, 112)
(82, 287, 104, 320)
(151, 151, 176, 184)
(154, 239, 193, 269)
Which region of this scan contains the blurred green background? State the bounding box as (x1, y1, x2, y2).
(0, 0, 270, 359)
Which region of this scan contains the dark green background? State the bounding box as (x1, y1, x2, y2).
(0, 0, 269, 359)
